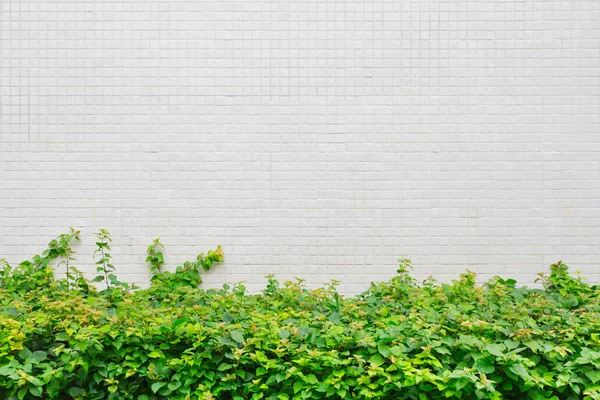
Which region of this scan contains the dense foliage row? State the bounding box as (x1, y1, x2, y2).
(1, 230, 599, 399)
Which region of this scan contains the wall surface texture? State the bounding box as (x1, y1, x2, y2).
(1, 0, 599, 294)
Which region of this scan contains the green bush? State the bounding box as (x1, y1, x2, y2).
(1, 230, 599, 399)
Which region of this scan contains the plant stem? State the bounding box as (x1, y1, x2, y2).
(102, 246, 109, 290)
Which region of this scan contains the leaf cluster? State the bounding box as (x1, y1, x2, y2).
(1, 232, 599, 399)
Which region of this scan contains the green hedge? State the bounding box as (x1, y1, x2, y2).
(1, 230, 600, 399)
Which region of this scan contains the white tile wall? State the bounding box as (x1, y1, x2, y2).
(1, 0, 599, 294)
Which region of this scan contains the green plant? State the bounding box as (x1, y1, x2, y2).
(58, 245, 76, 291)
(92, 229, 114, 289)
(92, 230, 138, 297)
(0, 258, 9, 283)
(1, 232, 599, 400)
(147, 244, 224, 301)
(146, 238, 165, 275)
(536, 260, 591, 309)
(0, 229, 80, 294)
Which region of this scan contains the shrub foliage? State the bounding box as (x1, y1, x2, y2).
(1, 230, 599, 399)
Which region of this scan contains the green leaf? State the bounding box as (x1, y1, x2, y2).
(68, 387, 86, 397)
(585, 369, 600, 384)
(6, 308, 19, 316)
(368, 354, 385, 367)
(29, 387, 43, 397)
(455, 378, 469, 390)
(524, 340, 541, 353)
(222, 312, 234, 324)
(390, 345, 405, 356)
(293, 382, 303, 393)
(566, 295, 579, 307)
(474, 357, 495, 374)
(508, 363, 530, 379)
(151, 382, 166, 393)
(172, 317, 188, 328)
(485, 343, 505, 357)
(279, 329, 290, 339)
(18, 347, 32, 360)
(504, 340, 520, 350)
(0, 366, 15, 376)
(218, 363, 232, 371)
(378, 344, 391, 357)
(231, 329, 244, 343)
(32, 351, 47, 363)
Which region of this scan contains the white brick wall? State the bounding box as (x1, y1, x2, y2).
(1, 0, 599, 294)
